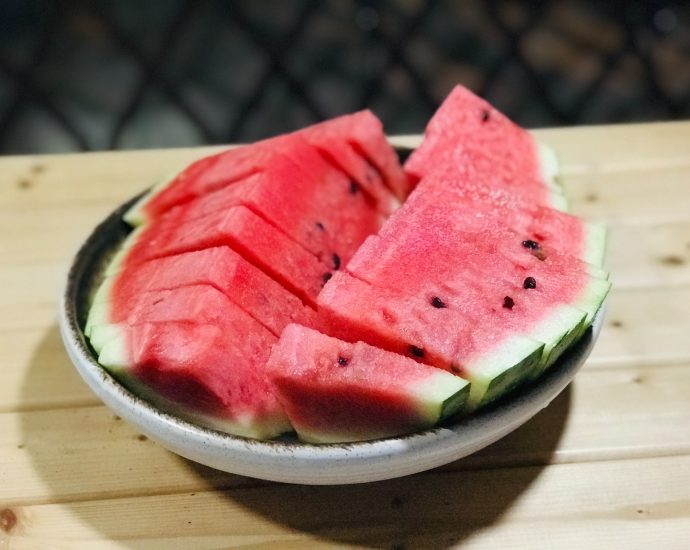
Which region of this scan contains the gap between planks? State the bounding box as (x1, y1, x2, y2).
(1, 454, 689, 549)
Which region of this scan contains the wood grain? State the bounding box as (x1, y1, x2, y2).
(1, 122, 690, 548)
(2, 455, 688, 548)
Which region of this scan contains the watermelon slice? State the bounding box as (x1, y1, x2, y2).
(301, 110, 410, 202)
(81, 92, 610, 443)
(94, 286, 290, 439)
(404, 85, 564, 205)
(125, 114, 405, 225)
(319, 185, 610, 408)
(136, 146, 383, 269)
(318, 272, 549, 409)
(266, 324, 469, 443)
(87, 247, 316, 340)
(112, 205, 333, 307)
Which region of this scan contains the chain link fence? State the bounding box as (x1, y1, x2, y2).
(1, 0, 689, 154)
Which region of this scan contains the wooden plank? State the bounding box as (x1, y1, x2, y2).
(535, 121, 690, 174)
(0, 204, 118, 267)
(0, 263, 65, 332)
(1, 455, 688, 549)
(0, 327, 99, 413)
(606, 220, 690, 290)
(590, 286, 690, 368)
(0, 147, 223, 210)
(561, 164, 690, 225)
(1, 363, 688, 506)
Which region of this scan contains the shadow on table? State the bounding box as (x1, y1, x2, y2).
(184, 380, 573, 548)
(19, 325, 570, 548)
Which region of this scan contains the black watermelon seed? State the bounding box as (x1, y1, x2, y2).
(431, 296, 446, 309)
(523, 276, 537, 289)
(503, 296, 515, 309)
(409, 345, 425, 358)
(332, 253, 341, 270)
(322, 272, 333, 284)
(315, 221, 325, 231)
(337, 356, 349, 367)
(522, 239, 540, 250)
(481, 109, 490, 122)
(349, 181, 360, 194)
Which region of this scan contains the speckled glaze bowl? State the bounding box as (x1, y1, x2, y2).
(59, 192, 604, 485)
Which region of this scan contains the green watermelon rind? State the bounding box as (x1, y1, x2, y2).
(468, 335, 545, 410)
(409, 372, 471, 422)
(527, 305, 588, 366)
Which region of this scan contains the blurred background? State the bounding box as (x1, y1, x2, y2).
(0, 0, 689, 155)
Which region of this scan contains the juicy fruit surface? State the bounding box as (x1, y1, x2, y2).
(404, 85, 557, 196)
(96, 290, 291, 439)
(85, 85, 608, 443)
(266, 324, 469, 443)
(91, 247, 316, 338)
(127, 112, 406, 224)
(118, 205, 332, 307)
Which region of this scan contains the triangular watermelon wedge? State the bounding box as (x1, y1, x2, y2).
(266, 324, 469, 443)
(93, 286, 290, 439)
(88, 247, 316, 339)
(404, 85, 565, 205)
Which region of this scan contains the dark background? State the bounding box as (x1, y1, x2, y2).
(1, 0, 689, 155)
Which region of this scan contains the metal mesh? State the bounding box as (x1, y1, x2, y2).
(1, 0, 689, 154)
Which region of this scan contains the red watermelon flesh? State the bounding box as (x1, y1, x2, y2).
(379, 173, 594, 265)
(303, 111, 410, 200)
(409, 151, 565, 211)
(139, 146, 384, 270)
(94, 285, 285, 438)
(99, 285, 245, 329)
(266, 324, 469, 443)
(127, 115, 404, 225)
(98, 316, 290, 439)
(119, 205, 331, 307)
(125, 151, 264, 226)
(92, 247, 316, 337)
(300, 113, 402, 212)
(318, 271, 476, 369)
(317, 272, 546, 408)
(347, 211, 593, 311)
(404, 85, 555, 194)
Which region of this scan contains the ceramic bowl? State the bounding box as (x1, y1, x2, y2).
(59, 192, 604, 485)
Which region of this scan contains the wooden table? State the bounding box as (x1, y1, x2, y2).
(1, 122, 689, 548)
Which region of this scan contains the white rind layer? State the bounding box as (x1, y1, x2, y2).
(583, 222, 608, 268)
(464, 335, 544, 410)
(407, 372, 470, 421)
